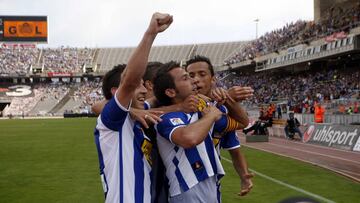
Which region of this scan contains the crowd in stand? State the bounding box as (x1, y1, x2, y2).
(71, 80, 103, 113)
(225, 20, 308, 64)
(0, 47, 94, 75)
(42, 47, 94, 73)
(3, 86, 45, 117)
(299, 3, 360, 43)
(217, 66, 360, 113)
(38, 83, 70, 102)
(0, 47, 39, 76)
(225, 3, 360, 65)
(1, 81, 101, 117)
(1, 64, 358, 117)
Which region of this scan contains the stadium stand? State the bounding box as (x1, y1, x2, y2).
(217, 65, 359, 113)
(0, 2, 359, 119)
(0, 46, 40, 76)
(3, 86, 45, 117)
(29, 83, 70, 116)
(224, 3, 360, 65)
(69, 80, 103, 114)
(41, 47, 96, 73)
(95, 42, 246, 72)
(194, 41, 245, 66)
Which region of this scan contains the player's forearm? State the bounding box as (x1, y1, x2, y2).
(225, 100, 249, 129)
(122, 32, 156, 90)
(174, 114, 217, 148)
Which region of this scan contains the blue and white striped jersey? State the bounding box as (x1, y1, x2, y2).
(155, 110, 227, 197)
(94, 95, 153, 203)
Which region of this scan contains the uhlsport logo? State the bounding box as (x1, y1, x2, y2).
(303, 125, 315, 143)
(311, 125, 358, 148)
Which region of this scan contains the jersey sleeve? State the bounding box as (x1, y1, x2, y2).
(155, 112, 188, 144)
(144, 101, 151, 110)
(220, 131, 240, 150)
(100, 91, 130, 131)
(213, 114, 228, 133)
(217, 105, 228, 114)
(213, 105, 229, 133)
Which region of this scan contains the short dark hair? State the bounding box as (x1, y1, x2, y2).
(185, 55, 214, 76)
(143, 61, 163, 82)
(102, 64, 126, 100)
(153, 61, 181, 106)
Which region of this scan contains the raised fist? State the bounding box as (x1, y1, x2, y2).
(147, 12, 173, 35)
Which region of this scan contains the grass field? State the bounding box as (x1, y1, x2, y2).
(0, 118, 359, 203)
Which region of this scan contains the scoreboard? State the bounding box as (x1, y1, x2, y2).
(0, 16, 47, 43)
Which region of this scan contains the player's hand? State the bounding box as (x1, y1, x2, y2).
(202, 105, 223, 121)
(210, 87, 235, 105)
(227, 86, 254, 102)
(147, 12, 173, 35)
(196, 94, 211, 103)
(130, 108, 163, 128)
(181, 95, 199, 113)
(239, 173, 254, 196)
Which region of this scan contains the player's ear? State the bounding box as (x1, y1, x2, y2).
(211, 76, 217, 87)
(144, 80, 153, 90)
(165, 88, 176, 98)
(111, 87, 118, 96)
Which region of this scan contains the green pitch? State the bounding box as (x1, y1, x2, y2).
(0, 118, 359, 203)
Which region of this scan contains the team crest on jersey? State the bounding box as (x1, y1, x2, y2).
(141, 139, 153, 166)
(170, 118, 184, 125)
(191, 161, 203, 170)
(213, 138, 220, 148)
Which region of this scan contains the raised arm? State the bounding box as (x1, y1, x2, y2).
(117, 13, 173, 107)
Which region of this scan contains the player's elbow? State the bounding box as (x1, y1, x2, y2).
(174, 132, 203, 149)
(240, 118, 249, 129)
(182, 138, 200, 149)
(91, 105, 100, 116)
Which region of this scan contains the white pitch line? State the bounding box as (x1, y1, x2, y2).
(221, 156, 336, 203)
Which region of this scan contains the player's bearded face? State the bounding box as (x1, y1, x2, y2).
(169, 68, 197, 101)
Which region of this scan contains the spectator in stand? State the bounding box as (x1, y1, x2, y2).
(354, 102, 359, 114)
(277, 104, 282, 119)
(339, 104, 346, 114)
(314, 102, 325, 123)
(243, 110, 272, 136)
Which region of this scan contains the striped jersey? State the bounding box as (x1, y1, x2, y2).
(155, 110, 228, 197)
(94, 95, 153, 203)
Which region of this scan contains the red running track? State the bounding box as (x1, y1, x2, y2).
(238, 134, 360, 182)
